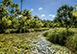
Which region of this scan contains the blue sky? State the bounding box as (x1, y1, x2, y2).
(0, 0, 77, 21)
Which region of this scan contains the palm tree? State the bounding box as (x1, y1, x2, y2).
(34, 15, 39, 20)
(22, 9, 32, 19)
(20, 0, 24, 12)
(73, 4, 77, 17)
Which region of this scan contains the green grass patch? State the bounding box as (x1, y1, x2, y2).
(0, 32, 41, 54)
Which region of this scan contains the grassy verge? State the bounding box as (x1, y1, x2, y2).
(43, 28, 77, 54)
(1, 28, 49, 34)
(0, 32, 41, 54)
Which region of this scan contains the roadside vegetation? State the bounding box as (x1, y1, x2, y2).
(43, 4, 77, 54)
(0, 0, 77, 54)
(0, 32, 42, 54)
(43, 28, 77, 54)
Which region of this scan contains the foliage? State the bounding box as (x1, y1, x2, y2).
(2, 28, 49, 34)
(43, 28, 77, 54)
(34, 15, 39, 20)
(53, 5, 77, 28)
(65, 35, 77, 54)
(73, 4, 77, 17)
(44, 29, 74, 45)
(0, 32, 41, 53)
(34, 28, 49, 31)
(42, 20, 53, 28)
(0, 0, 52, 33)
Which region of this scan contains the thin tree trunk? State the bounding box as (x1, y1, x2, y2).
(66, 24, 68, 35)
(65, 17, 68, 35)
(21, 2, 22, 12)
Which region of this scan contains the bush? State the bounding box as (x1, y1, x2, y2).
(46, 31, 66, 45)
(11, 29, 18, 33)
(65, 35, 77, 54)
(29, 29, 35, 32)
(43, 28, 76, 54)
(43, 29, 74, 45)
(3, 28, 49, 34)
(4, 29, 11, 34)
(34, 28, 49, 32)
(4, 29, 18, 33)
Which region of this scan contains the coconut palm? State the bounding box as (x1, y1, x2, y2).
(73, 4, 77, 17)
(20, 0, 24, 12)
(34, 15, 39, 20)
(22, 9, 32, 19)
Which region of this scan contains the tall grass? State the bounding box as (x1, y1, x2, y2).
(0, 32, 41, 53)
(43, 28, 77, 54)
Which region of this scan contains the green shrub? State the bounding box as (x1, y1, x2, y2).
(10, 29, 18, 33)
(29, 29, 35, 32)
(43, 28, 76, 54)
(34, 28, 49, 32)
(4, 29, 11, 34)
(3, 28, 49, 34)
(65, 35, 77, 54)
(44, 29, 74, 45)
(4, 29, 18, 33)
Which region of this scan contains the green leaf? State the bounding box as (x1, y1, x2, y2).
(74, 4, 77, 8)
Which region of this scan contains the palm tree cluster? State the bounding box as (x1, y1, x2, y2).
(0, 0, 77, 33)
(0, 0, 52, 33)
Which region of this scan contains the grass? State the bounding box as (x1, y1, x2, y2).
(0, 32, 42, 54)
(43, 28, 77, 54)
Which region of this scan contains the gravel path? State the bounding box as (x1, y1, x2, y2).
(30, 29, 71, 54)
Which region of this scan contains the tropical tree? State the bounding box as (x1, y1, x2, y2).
(55, 5, 74, 32)
(2, 16, 13, 29)
(22, 9, 32, 19)
(73, 4, 77, 17)
(20, 0, 24, 12)
(0, 5, 9, 20)
(34, 15, 39, 20)
(2, 0, 12, 7)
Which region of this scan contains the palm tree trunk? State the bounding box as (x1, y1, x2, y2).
(21, 1, 22, 12)
(65, 17, 68, 35)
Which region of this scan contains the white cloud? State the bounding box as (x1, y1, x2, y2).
(19, 15, 22, 17)
(39, 7, 43, 10)
(49, 14, 55, 18)
(31, 8, 34, 11)
(41, 14, 45, 17)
